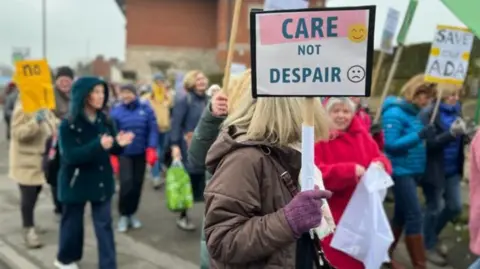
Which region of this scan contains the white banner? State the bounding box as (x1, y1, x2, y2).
(380, 8, 400, 54)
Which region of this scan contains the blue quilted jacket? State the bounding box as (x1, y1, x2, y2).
(381, 96, 426, 176)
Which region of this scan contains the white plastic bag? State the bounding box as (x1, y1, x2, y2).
(330, 164, 394, 269)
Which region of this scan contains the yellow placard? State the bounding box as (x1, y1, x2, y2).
(152, 83, 165, 102)
(14, 59, 56, 113)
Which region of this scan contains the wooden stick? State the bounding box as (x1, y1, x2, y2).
(222, 0, 243, 90)
(303, 98, 315, 126)
(430, 86, 443, 124)
(370, 52, 385, 97)
(373, 45, 404, 123)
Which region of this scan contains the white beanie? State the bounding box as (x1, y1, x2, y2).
(324, 97, 356, 112)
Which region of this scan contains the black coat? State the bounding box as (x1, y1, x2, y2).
(419, 104, 465, 189)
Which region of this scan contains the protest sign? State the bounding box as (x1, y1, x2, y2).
(264, 0, 308, 11)
(14, 59, 55, 113)
(425, 25, 474, 85)
(397, 0, 418, 45)
(250, 6, 375, 97)
(380, 8, 400, 54)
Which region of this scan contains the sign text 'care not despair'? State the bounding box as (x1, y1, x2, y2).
(250, 6, 375, 97)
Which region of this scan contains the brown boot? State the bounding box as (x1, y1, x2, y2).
(405, 234, 426, 269)
(384, 226, 406, 269)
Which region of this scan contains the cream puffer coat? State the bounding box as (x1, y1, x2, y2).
(8, 101, 58, 186)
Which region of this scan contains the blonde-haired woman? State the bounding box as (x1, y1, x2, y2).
(381, 74, 435, 269)
(203, 74, 333, 268)
(170, 70, 209, 230)
(9, 102, 57, 248)
(419, 84, 466, 266)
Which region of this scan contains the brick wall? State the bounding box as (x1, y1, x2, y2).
(124, 0, 326, 79)
(126, 0, 217, 48)
(125, 0, 219, 79)
(91, 55, 111, 79)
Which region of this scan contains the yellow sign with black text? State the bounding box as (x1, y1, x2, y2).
(14, 59, 56, 113)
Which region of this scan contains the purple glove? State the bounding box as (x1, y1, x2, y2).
(283, 189, 332, 238)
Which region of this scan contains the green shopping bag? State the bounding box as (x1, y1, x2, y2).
(165, 160, 194, 212)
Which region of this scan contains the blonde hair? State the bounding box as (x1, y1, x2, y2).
(223, 74, 330, 146)
(438, 83, 461, 100)
(222, 69, 251, 114)
(400, 74, 435, 101)
(183, 70, 204, 90)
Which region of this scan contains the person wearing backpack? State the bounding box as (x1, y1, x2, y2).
(170, 70, 208, 231)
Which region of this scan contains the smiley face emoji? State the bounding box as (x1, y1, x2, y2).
(347, 65, 366, 83)
(348, 24, 367, 43)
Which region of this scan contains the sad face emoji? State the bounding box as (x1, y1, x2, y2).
(348, 24, 367, 43)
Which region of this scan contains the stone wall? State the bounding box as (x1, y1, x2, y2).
(124, 46, 221, 81)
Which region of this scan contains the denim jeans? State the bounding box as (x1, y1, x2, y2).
(392, 175, 423, 235)
(470, 258, 480, 269)
(151, 132, 168, 178)
(57, 200, 116, 269)
(422, 174, 462, 250)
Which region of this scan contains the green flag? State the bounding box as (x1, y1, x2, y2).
(441, 0, 480, 38)
(397, 0, 418, 45)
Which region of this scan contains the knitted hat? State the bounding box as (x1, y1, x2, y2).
(323, 97, 356, 112)
(55, 66, 75, 80)
(120, 84, 137, 95)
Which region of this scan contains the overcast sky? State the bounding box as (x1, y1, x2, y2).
(0, 0, 465, 68)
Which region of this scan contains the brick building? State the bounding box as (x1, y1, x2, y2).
(115, 0, 325, 80)
(75, 55, 126, 82)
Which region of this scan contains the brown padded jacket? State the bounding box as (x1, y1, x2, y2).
(204, 126, 303, 268)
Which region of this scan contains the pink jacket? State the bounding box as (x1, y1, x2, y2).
(470, 131, 480, 255)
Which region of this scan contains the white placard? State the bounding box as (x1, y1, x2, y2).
(250, 7, 375, 97)
(264, 0, 308, 11)
(425, 25, 474, 85)
(380, 8, 400, 54)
